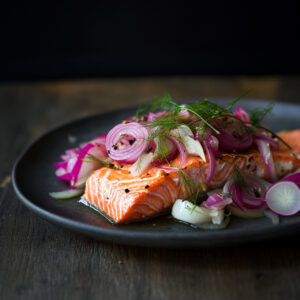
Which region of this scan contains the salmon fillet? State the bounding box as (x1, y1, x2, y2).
(82, 130, 300, 223)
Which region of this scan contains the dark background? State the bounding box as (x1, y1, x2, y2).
(0, 1, 299, 81)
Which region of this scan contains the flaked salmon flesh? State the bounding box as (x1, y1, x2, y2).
(82, 130, 300, 223)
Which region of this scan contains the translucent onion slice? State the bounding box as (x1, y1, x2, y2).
(55, 140, 108, 188)
(255, 137, 277, 182)
(152, 136, 178, 164)
(129, 152, 154, 176)
(49, 189, 84, 199)
(168, 137, 187, 168)
(71, 143, 107, 188)
(204, 142, 216, 185)
(156, 166, 178, 172)
(253, 134, 279, 149)
(171, 125, 206, 162)
(264, 210, 280, 225)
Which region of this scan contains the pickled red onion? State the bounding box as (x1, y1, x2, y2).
(106, 122, 149, 163)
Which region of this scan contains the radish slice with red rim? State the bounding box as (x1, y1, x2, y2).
(265, 181, 300, 216)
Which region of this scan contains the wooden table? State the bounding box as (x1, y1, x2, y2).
(1, 76, 300, 300)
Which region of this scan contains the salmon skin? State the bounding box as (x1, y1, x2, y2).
(82, 130, 300, 224)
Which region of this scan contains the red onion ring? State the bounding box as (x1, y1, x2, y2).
(152, 137, 178, 165)
(204, 142, 216, 186)
(204, 193, 232, 209)
(281, 172, 300, 186)
(234, 107, 250, 122)
(68, 143, 95, 187)
(215, 128, 253, 151)
(207, 136, 219, 154)
(223, 174, 269, 211)
(92, 134, 107, 156)
(255, 138, 277, 181)
(55, 140, 108, 188)
(106, 122, 149, 163)
(169, 137, 187, 168)
(156, 166, 178, 172)
(253, 134, 279, 149)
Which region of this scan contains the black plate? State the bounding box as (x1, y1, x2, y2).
(12, 99, 300, 248)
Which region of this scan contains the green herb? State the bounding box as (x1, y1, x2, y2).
(249, 103, 274, 127)
(226, 89, 252, 111)
(136, 93, 176, 118)
(81, 154, 118, 169)
(176, 168, 202, 205)
(257, 125, 292, 149)
(153, 136, 170, 160)
(139, 93, 250, 140)
(182, 101, 223, 134)
(232, 167, 247, 188)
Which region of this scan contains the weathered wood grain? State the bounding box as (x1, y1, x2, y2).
(0, 76, 300, 300)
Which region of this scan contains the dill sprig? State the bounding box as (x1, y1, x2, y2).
(153, 136, 171, 160)
(141, 93, 247, 160)
(136, 93, 176, 118)
(226, 89, 252, 111)
(177, 168, 202, 205)
(257, 125, 292, 149)
(81, 154, 118, 169)
(182, 100, 224, 134)
(135, 93, 291, 204)
(136, 153, 146, 172)
(232, 167, 247, 188)
(145, 95, 226, 138)
(249, 103, 274, 127)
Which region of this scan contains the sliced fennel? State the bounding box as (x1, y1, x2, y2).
(129, 152, 154, 176)
(49, 189, 84, 199)
(172, 125, 206, 162)
(171, 199, 225, 225)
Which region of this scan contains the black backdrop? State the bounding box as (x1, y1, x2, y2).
(1, 1, 299, 81)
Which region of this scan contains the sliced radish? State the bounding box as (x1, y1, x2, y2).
(49, 189, 84, 199)
(265, 181, 300, 216)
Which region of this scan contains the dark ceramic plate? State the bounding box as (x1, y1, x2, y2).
(12, 99, 300, 248)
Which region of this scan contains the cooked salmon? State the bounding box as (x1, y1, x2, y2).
(82, 130, 300, 223)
